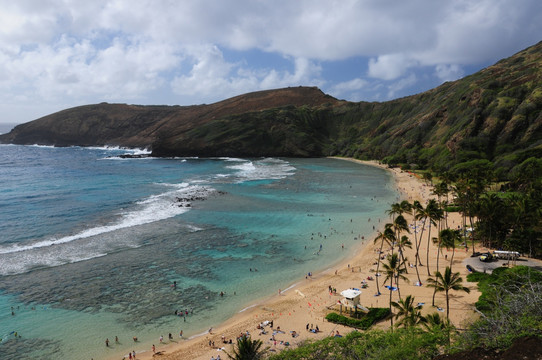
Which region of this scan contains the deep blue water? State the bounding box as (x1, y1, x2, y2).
(0, 145, 397, 359)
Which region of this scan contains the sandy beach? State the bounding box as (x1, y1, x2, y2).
(126, 159, 482, 360)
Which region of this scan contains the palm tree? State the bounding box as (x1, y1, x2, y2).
(392, 215, 410, 245)
(391, 295, 425, 328)
(412, 200, 424, 284)
(391, 215, 410, 274)
(387, 200, 412, 220)
(373, 225, 396, 296)
(433, 181, 451, 228)
(422, 312, 446, 331)
(422, 312, 455, 346)
(475, 193, 506, 249)
(225, 335, 267, 360)
(426, 266, 470, 319)
(439, 229, 461, 270)
(425, 199, 442, 276)
(387, 202, 403, 221)
(415, 200, 438, 276)
(397, 235, 412, 274)
(382, 253, 408, 328)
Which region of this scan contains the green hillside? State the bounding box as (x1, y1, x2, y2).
(1, 41, 541, 177)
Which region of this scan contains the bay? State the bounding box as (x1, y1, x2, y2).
(0, 145, 397, 359)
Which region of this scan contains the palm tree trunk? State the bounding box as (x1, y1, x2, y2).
(432, 237, 441, 306)
(414, 219, 422, 284)
(398, 243, 408, 274)
(389, 277, 394, 328)
(416, 219, 426, 267)
(469, 215, 475, 256)
(396, 275, 402, 300)
(445, 289, 450, 319)
(426, 223, 432, 276)
(375, 240, 384, 296)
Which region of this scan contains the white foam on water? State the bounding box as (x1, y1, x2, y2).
(281, 282, 299, 294)
(226, 158, 295, 182)
(0, 184, 209, 255)
(0, 183, 216, 275)
(29, 144, 56, 148)
(238, 303, 258, 313)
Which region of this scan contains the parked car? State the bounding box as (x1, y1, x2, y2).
(479, 253, 493, 262)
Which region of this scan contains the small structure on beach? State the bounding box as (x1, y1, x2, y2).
(340, 289, 362, 308)
(337, 289, 369, 315)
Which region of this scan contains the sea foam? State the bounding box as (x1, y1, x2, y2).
(0, 184, 215, 275)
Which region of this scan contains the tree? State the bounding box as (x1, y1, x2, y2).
(427, 266, 470, 319)
(391, 295, 425, 329)
(412, 200, 424, 284)
(416, 199, 440, 276)
(397, 235, 413, 274)
(422, 312, 455, 346)
(373, 226, 396, 296)
(509, 193, 541, 258)
(434, 181, 451, 228)
(387, 200, 413, 220)
(423, 172, 433, 185)
(474, 193, 507, 249)
(510, 157, 542, 192)
(422, 312, 448, 332)
(439, 228, 461, 269)
(382, 253, 408, 328)
(225, 335, 267, 360)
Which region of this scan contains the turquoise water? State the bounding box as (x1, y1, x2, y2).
(0, 145, 397, 359)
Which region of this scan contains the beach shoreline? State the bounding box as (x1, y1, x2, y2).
(114, 158, 482, 360)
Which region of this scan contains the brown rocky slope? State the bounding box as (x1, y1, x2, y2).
(0, 86, 340, 156)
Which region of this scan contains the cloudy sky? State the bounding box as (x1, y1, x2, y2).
(1, 0, 541, 125)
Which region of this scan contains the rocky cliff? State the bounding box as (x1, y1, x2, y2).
(0, 86, 340, 156)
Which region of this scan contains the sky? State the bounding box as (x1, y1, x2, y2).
(0, 0, 541, 125)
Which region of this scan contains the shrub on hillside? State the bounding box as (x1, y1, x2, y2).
(325, 308, 390, 330)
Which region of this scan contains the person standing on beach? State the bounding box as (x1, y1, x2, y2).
(152, 344, 156, 353)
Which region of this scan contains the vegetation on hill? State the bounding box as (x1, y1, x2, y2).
(1, 41, 541, 176)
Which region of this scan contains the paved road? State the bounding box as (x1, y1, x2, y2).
(463, 254, 542, 274)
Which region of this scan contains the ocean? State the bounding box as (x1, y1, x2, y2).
(0, 143, 397, 360)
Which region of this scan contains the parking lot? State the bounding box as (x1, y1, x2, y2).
(463, 253, 542, 274)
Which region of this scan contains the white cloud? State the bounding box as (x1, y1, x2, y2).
(0, 0, 541, 123)
(368, 54, 417, 80)
(386, 73, 418, 99)
(329, 78, 369, 99)
(435, 64, 464, 82)
(171, 47, 323, 104)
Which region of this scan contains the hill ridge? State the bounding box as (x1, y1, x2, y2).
(1, 40, 541, 172)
